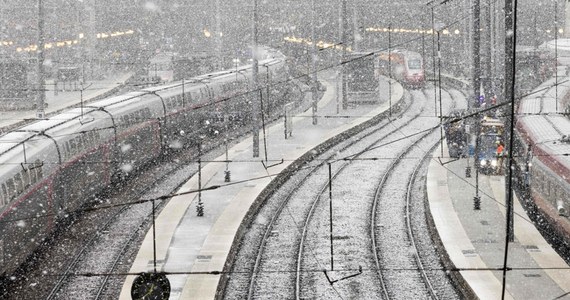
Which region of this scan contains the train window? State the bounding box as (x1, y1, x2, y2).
(14, 173, 24, 195)
(4, 179, 14, 203)
(79, 135, 86, 151)
(0, 184, 7, 206)
(69, 138, 77, 152)
(532, 168, 542, 194)
(64, 141, 71, 157)
(407, 59, 422, 69)
(21, 169, 31, 191)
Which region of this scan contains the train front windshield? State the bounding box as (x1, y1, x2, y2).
(407, 59, 422, 70)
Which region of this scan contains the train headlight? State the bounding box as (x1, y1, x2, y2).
(480, 160, 487, 166)
(491, 160, 498, 167)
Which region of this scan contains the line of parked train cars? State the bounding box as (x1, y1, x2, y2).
(0, 47, 296, 277)
(513, 77, 570, 252)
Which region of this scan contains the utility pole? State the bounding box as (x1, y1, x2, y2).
(473, 0, 481, 108)
(252, 0, 260, 157)
(84, 0, 96, 79)
(341, 0, 348, 110)
(473, 0, 482, 210)
(504, 0, 515, 245)
(36, 0, 46, 119)
(311, 0, 318, 125)
(484, 0, 493, 99)
(430, 4, 437, 116)
(555, 0, 559, 113)
(502, 0, 517, 297)
(215, 0, 223, 70)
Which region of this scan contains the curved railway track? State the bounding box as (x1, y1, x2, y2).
(2, 132, 242, 299)
(224, 86, 466, 299)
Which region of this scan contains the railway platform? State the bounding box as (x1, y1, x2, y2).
(118, 73, 405, 299)
(427, 149, 570, 299)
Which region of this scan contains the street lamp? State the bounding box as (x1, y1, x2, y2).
(427, 1, 438, 117)
(435, 22, 445, 157)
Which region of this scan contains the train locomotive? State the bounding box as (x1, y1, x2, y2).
(0, 47, 296, 277)
(376, 49, 425, 88)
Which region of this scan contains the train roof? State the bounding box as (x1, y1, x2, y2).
(0, 131, 37, 156)
(517, 75, 570, 173)
(87, 91, 146, 109)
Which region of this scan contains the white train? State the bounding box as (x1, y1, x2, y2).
(0, 47, 295, 276)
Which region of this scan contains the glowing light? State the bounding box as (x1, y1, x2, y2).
(454, 29, 460, 35)
(79, 33, 84, 39)
(204, 29, 211, 38)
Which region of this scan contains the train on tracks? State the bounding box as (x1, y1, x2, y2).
(513, 77, 570, 254)
(345, 49, 425, 98)
(0, 47, 298, 277)
(376, 49, 425, 88)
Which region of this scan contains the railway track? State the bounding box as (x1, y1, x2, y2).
(1, 127, 255, 299)
(224, 86, 466, 299)
(2, 146, 204, 299)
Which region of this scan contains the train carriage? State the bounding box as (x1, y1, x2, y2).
(0, 47, 293, 277)
(513, 77, 570, 253)
(376, 49, 425, 88)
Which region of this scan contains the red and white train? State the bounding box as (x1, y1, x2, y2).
(0, 47, 296, 277)
(376, 49, 425, 88)
(514, 76, 570, 251)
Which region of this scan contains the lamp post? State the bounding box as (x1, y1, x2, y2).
(435, 22, 445, 157)
(427, 1, 437, 117)
(555, 0, 559, 113)
(311, 0, 318, 125)
(252, 0, 260, 158)
(36, 0, 46, 119)
(196, 136, 205, 217)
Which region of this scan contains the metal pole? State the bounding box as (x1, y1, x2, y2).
(473, 0, 481, 108)
(431, 6, 437, 117)
(504, 0, 515, 244)
(388, 24, 392, 118)
(438, 31, 444, 157)
(484, 0, 493, 99)
(252, 0, 260, 157)
(502, 0, 517, 297)
(197, 157, 204, 217)
(328, 163, 334, 271)
(311, 0, 318, 125)
(473, 0, 482, 211)
(152, 198, 157, 273)
(36, 0, 46, 119)
(215, 0, 223, 70)
(341, 0, 348, 110)
(555, 0, 558, 113)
